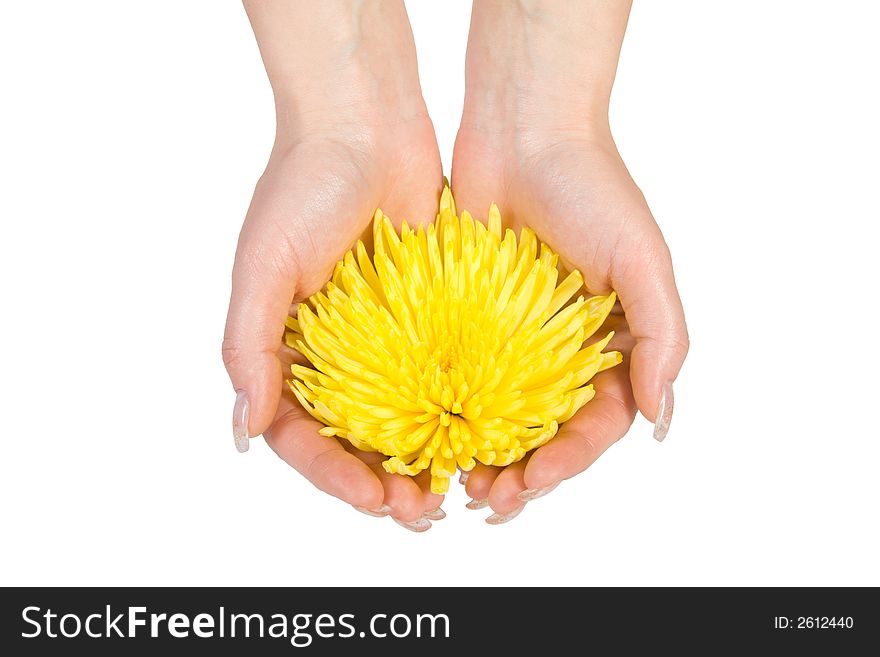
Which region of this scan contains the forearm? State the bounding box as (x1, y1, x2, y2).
(463, 0, 632, 134)
(243, 0, 426, 139)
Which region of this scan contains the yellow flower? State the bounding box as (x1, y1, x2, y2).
(285, 186, 621, 494)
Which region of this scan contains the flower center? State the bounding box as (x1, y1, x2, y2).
(439, 351, 457, 374)
(422, 342, 469, 419)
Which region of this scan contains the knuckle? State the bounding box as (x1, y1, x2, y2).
(236, 240, 278, 282)
(674, 333, 690, 358)
(612, 231, 670, 285)
(233, 231, 305, 306)
(304, 447, 335, 483)
(571, 426, 603, 457)
(639, 238, 673, 276)
(666, 328, 690, 361)
(221, 335, 243, 370)
(597, 393, 637, 442)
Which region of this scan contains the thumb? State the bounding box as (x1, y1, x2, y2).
(612, 236, 689, 441)
(222, 221, 299, 452)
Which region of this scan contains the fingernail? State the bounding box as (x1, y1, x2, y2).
(517, 481, 559, 502)
(459, 471, 470, 485)
(353, 504, 392, 518)
(423, 507, 446, 521)
(466, 498, 488, 510)
(653, 380, 674, 442)
(233, 390, 250, 452)
(486, 506, 524, 525)
(394, 517, 432, 533)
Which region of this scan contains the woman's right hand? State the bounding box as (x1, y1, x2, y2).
(450, 0, 689, 522)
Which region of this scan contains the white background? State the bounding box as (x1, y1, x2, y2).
(1, 1, 878, 586)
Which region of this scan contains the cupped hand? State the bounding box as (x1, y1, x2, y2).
(223, 114, 446, 530)
(451, 123, 689, 523)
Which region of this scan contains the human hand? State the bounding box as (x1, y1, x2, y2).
(450, 0, 689, 523)
(224, 1, 445, 530)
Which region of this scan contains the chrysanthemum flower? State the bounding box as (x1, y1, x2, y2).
(285, 186, 621, 494)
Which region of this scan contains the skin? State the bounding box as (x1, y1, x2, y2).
(452, 1, 689, 520)
(225, 1, 444, 526)
(224, 0, 689, 529)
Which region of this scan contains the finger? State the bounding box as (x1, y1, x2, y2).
(612, 236, 689, 435)
(265, 398, 385, 511)
(486, 458, 529, 524)
(412, 471, 446, 518)
(222, 192, 301, 450)
(339, 444, 427, 523)
(341, 445, 433, 529)
(523, 366, 637, 491)
(464, 463, 502, 509)
(370, 466, 430, 527)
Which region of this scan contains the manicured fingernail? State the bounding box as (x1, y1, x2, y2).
(653, 380, 674, 442)
(459, 471, 470, 485)
(233, 390, 249, 452)
(423, 507, 446, 521)
(466, 498, 488, 510)
(486, 506, 524, 525)
(353, 504, 391, 518)
(394, 517, 432, 533)
(517, 481, 559, 502)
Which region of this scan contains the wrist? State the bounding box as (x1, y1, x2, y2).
(246, 1, 427, 142)
(460, 81, 612, 141)
(272, 73, 428, 147)
(461, 0, 628, 137)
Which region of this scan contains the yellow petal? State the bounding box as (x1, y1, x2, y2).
(286, 185, 621, 493)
